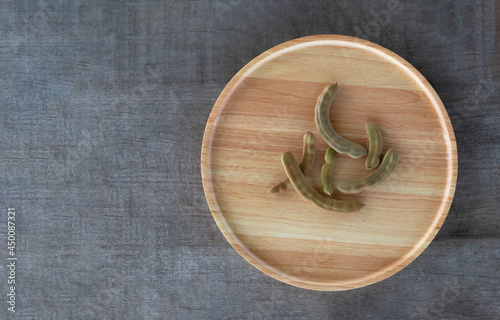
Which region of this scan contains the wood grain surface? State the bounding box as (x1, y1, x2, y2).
(201, 35, 458, 291)
(1, 0, 498, 318)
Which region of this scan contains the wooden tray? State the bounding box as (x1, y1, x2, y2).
(201, 35, 457, 291)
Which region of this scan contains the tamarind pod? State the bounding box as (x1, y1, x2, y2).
(321, 148, 337, 195)
(338, 148, 399, 194)
(365, 122, 383, 169)
(314, 83, 367, 159)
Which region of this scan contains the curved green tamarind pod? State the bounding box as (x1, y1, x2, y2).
(321, 148, 337, 195)
(314, 83, 367, 159)
(281, 151, 364, 213)
(365, 122, 383, 169)
(298, 132, 316, 174)
(338, 148, 399, 194)
(269, 132, 316, 194)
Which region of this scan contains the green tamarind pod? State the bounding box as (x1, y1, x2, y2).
(365, 122, 383, 169)
(321, 148, 337, 195)
(315, 83, 367, 159)
(338, 148, 399, 194)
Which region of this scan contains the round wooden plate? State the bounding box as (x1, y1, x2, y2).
(201, 35, 457, 291)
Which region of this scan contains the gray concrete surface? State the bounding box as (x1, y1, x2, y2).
(0, 0, 498, 319)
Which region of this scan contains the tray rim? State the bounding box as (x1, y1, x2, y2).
(200, 34, 458, 291)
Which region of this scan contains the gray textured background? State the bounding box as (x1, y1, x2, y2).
(0, 0, 499, 319)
